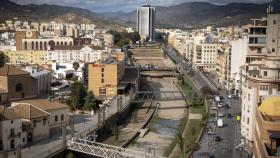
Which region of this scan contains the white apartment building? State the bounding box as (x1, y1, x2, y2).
(193, 43, 218, 72)
(47, 45, 105, 63)
(241, 10, 280, 145)
(52, 62, 85, 80)
(230, 36, 248, 95)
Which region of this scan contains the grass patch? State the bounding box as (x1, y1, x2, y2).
(163, 112, 189, 157)
(184, 119, 204, 151)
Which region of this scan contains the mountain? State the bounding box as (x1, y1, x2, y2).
(100, 1, 279, 28)
(0, 0, 122, 29)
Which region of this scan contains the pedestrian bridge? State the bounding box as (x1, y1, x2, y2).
(66, 138, 163, 158)
(131, 91, 204, 103)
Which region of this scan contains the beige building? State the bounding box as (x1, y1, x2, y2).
(2, 50, 49, 65)
(254, 96, 280, 158)
(216, 45, 230, 88)
(0, 65, 37, 104)
(193, 43, 218, 72)
(88, 52, 140, 99)
(88, 55, 125, 98)
(0, 106, 23, 151)
(10, 103, 50, 143)
(241, 8, 280, 148)
(14, 99, 70, 129)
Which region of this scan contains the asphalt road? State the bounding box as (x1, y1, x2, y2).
(193, 90, 243, 158)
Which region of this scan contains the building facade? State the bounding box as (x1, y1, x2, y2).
(88, 55, 125, 98)
(137, 5, 156, 41)
(241, 9, 280, 147)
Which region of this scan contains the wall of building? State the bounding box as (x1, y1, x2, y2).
(31, 117, 50, 142)
(0, 119, 22, 151)
(47, 108, 70, 128)
(7, 75, 38, 101)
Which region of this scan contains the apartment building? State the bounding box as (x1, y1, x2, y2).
(254, 96, 280, 158)
(88, 55, 125, 98)
(2, 50, 48, 65)
(229, 37, 248, 96)
(216, 45, 230, 88)
(47, 45, 105, 63)
(241, 9, 280, 147)
(193, 43, 218, 72)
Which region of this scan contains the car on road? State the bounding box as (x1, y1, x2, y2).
(218, 112, 224, 117)
(215, 96, 220, 102)
(211, 106, 218, 110)
(226, 114, 233, 118)
(217, 119, 223, 127)
(217, 102, 223, 108)
(215, 136, 222, 141)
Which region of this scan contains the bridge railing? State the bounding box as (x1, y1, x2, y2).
(66, 138, 158, 158)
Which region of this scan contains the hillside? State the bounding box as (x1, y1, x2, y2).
(100, 1, 279, 28)
(0, 0, 122, 29)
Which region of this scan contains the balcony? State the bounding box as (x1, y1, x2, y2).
(248, 37, 266, 47)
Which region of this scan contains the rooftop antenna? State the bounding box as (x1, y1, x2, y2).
(267, 0, 274, 14)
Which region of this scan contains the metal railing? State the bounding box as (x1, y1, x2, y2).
(66, 138, 160, 158)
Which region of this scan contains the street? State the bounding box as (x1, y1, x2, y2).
(193, 90, 242, 158)
(165, 44, 243, 158)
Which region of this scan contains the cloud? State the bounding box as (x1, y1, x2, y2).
(10, 0, 268, 12)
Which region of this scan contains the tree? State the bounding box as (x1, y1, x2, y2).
(73, 61, 80, 78)
(69, 81, 86, 109)
(84, 91, 99, 113)
(200, 86, 213, 96)
(129, 32, 140, 43)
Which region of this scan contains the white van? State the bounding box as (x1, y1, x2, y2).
(217, 119, 223, 127)
(215, 96, 220, 102)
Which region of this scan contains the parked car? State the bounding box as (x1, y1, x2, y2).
(215, 136, 223, 141)
(217, 119, 223, 127)
(215, 96, 220, 102)
(228, 94, 232, 99)
(217, 102, 223, 108)
(211, 106, 218, 110)
(218, 112, 224, 117)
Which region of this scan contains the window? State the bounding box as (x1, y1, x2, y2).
(272, 48, 275, 52)
(101, 79, 104, 83)
(11, 120, 13, 124)
(43, 118, 47, 125)
(101, 73, 104, 77)
(247, 118, 249, 125)
(278, 84, 280, 91)
(55, 115, 58, 122)
(16, 83, 23, 92)
(10, 128, 14, 136)
(22, 138, 25, 143)
(257, 48, 262, 53)
(274, 20, 277, 24)
(33, 120, 37, 127)
(264, 71, 267, 77)
(61, 115, 64, 121)
(101, 68, 104, 72)
(273, 38, 276, 43)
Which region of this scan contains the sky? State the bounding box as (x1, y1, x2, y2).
(11, 0, 269, 13)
